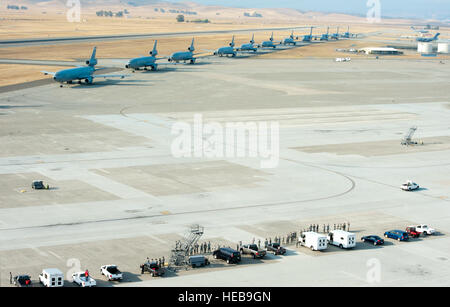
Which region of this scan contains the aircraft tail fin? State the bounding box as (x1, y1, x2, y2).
(230, 35, 235, 47)
(188, 38, 195, 52)
(86, 47, 98, 67)
(150, 40, 158, 56)
(270, 32, 274, 41)
(434, 33, 440, 40)
(250, 33, 254, 44)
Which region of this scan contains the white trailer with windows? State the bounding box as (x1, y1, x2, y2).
(298, 232, 328, 251)
(39, 268, 64, 287)
(328, 230, 356, 249)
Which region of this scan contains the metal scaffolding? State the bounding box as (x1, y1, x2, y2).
(168, 224, 204, 269)
(401, 126, 418, 146)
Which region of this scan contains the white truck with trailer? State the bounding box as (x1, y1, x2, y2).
(327, 230, 356, 249)
(298, 232, 328, 251)
(39, 268, 64, 287)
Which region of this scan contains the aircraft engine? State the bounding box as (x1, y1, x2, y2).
(84, 77, 93, 84)
(86, 59, 98, 66)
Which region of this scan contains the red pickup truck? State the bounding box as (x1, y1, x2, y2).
(406, 226, 421, 238)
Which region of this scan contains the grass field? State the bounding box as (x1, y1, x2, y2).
(0, 11, 448, 87)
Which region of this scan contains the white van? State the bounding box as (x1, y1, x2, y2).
(328, 230, 356, 249)
(298, 232, 328, 251)
(39, 268, 64, 287)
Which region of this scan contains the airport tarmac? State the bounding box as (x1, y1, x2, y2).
(0, 55, 449, 286)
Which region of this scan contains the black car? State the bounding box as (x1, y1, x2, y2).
(14, 275, 32, 287)
(140, 261, 165, 277)
(213, 247, 241, 264)
(266, 243, 287, 255)
(361, 235, 384, 246)
(32, 181, 48, 190)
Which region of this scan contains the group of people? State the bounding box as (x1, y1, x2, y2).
(257, 222, 352, 248)
(174, 240, 212, 256)
(146, 256, 165, 267)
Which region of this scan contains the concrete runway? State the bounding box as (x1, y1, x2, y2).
(0, 55, 449, 287)
(0, 26, 311, 48)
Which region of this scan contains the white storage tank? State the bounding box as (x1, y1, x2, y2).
(438, 43, 449, 54)
(419, 42, 433, 54)
(417, 43, 423, 53)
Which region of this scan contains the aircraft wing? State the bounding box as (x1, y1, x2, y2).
(41, 71, 56, 76)
(93, 74, 129, 79)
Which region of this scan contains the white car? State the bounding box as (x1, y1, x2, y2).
(414, 224, 435, 236)
(100, 265, 123, 281)
(401, 180, 419, 191)
(72, 272, 96, 287)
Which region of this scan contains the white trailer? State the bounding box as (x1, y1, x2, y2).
(39, 268, 64, 287)
(298, 232, 328, 251)
(328, 230, 356, 249)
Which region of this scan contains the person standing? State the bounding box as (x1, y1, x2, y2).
(10, 272, 12, 284)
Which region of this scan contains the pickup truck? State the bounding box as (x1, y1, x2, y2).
(72, 272, 96, 287)
(406, 226, 421, 238)
(140, 261, 165, 277)
(100, 265, 123, 281)
(240, 244, 266, 259)
(413, 224, 436, 236)
(266, 242, 286, 255)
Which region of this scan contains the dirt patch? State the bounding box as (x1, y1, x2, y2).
(294, 136, 450, 157)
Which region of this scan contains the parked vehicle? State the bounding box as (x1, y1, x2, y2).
(240, 244, 267, 259)
(39, 268, 64, 287)
(361, 235, 384, 246)
(401, 180, 419, 191)
(384, 230, 409, 241)
(188, 255, 210, 268)
(140, 261, 165, 277)
(100, 265, 123, 281)
(406, 226, 421, 238)
(266, 242, 287, 255)
(13, 275, 32, 287)
(298, 232, 328, 251)
(328, 230, 356, 249)
(213, 247, 241, 264)
(413, 224, 435, 236)
(32, 180, 48, 190)
(72, 271, 96, 287)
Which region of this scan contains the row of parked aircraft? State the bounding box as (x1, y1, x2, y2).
(42, 27, 354, 87)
